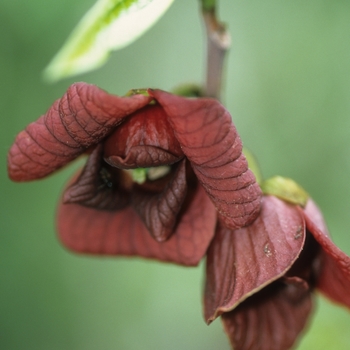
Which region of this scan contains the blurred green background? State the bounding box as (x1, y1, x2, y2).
(1, 0, 350, 349)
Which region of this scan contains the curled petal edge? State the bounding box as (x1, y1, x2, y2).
(8, 82, 152, 181)
(149, 89, 262, 229)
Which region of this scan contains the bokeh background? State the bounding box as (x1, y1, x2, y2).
(1, 0, 350, 349)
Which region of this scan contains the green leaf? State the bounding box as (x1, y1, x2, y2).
(43, 0, 174, 82)
(261, 176, 309, 207)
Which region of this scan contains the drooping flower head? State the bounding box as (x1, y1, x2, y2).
(8, 82, 262, 265)
(7, 82, 350, 350)
(204, 177, 350, 350)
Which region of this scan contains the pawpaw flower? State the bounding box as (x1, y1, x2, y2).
(7, 82, 261, 266)
(204, 182, 350, 350)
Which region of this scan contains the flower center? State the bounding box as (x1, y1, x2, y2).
(129, 165, 171, 184)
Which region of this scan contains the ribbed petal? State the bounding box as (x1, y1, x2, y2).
(104, 104, 184, 169)
(221, 277, 312, 350)
(63, 145, 130, 211)
(149, 89, 261, 230)
(8, 83, 151, 181)
(204, 196, 305, 323)
(302, 199, 350, 308)
(132, 159, 188, 242)
(57, 180, 216, 266)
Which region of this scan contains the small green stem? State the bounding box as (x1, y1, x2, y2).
(201, 0, 216, 11)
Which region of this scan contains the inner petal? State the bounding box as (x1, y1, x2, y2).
(103, 104, 184, 169)
(63, 145, 131, 211)
(131, 159, 188, 242)
(105, 145, 182, 169)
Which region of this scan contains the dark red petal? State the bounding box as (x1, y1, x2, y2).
(303, 199, 330, 237)
(103, 104, 184, 169)
(105, 146, 182, 169)
(57, 180, 216, 266)
(8, 83, 151, 181)
(63, 145, 130, 210)
(149, 89, 261, 229)
(302, 200, 350, 308)
(131, 159, 187, 242)
(221, 278, 312, 350)
(204, 196, 305, 323)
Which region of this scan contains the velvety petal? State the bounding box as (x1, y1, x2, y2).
(105, 146, 182, 169)
(8, 83, 151, 181)
(131, 159, 188, 242)
(57, 180, 216, 266)
(204, 196, 305, 323)
(301, 200, 350, 308)
(104, 104, 184, 169)
(221, 277, 313, 350)
(303, 199, 330, 237)
(149, 89, 261, 229)
(63, 145, 131, 210)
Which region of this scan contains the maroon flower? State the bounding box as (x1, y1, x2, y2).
(8, 82, 350, 349)
(7, 82, 261, 266)
(204, 195, 350, 350)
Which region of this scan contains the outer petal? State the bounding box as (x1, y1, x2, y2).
(57, 180, 216, 266)
(204, 196, 305, 323)
(221, 278, 312, 350)
(8, 83, 151, 181)
(302, 200, 350, 308)
(149, 89, 261, 230)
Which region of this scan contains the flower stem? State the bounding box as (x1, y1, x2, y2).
(200, 0, 230, 100)
(201, 0, 216, 12)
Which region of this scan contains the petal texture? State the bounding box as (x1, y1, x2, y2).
(204, 196, 305, 323)
(63, 145, 131, 210)
(104, 104, 184, 168)
(150, 89, 261, 229)
(132, 159, 188, 242)
(8, 83, 151, 181)
(57, 179, 216, 266)
(221, 278, 312, 350)
(302, 200, 350, 308)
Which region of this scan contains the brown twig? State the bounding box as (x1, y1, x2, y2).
(201, 3, 230, 100)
